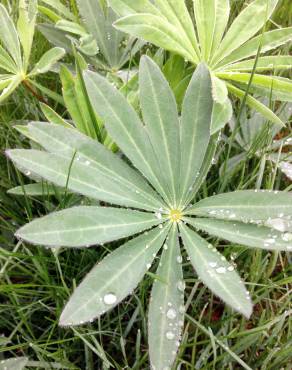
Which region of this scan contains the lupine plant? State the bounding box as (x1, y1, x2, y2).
(38, 0, 144, 72)
(0, 0, 65, 103)
(7, 58, 292, 370)
(109, 0, 292, 132)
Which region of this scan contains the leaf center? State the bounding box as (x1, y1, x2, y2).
(169, 209, 182, 222)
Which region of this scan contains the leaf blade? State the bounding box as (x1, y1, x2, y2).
(59, 224, 169, 325)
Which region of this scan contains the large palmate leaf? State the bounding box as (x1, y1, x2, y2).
(148, 225, 184, 369)
(15, 206, 163, 247)
(111, 0, 291, 130)
(180, 223, 252, 318)
(60, 225, 169, 325)
(8, 58, 292, 370)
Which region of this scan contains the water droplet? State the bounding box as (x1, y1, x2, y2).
(159, 224, 163, 229)
(176, 256, 183, 263)
(208, 262, 217, 268)
(146, 263, 151, 269)
(216, 267, 226, 274)
(166, 308, 177, 320)
(282, 233, 292, 242)
(25, 170, 31, 176)
(227, 265, 235, 271)
(155, 212, 162, 220)
(177, 280, 185, 292)
(85, 160, 90, 166)
(166, 331, 175, 340)
(163, 244, 168, 250)
(179, 305, 185, 314)
(103, 293, 117, 305)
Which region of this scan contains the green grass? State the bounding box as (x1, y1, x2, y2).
(0, 1, 291, 369)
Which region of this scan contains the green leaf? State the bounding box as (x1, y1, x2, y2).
(210, 0, 230, 58)
(139, 56, 180, 207)
(211, 73, 228, 104)
(27, 122, 165, 210)
(210, 98, 233, 134)
(76, 0, 110, 63)
(222, 56, 292, 72)
(193, 0, 230, 62)
(180, 223, 252, 318)
(108, 0, 160, 17)
(55, 20, 86, 36)
(179, 63, 213, 207)
(154, 0, 200, 61)
(114, 14, 197, 63)
(8, 183, 65, 196)
(40, 103, 72, 128)
(15, 206, 163, 247)
(0, 4, 22, 68)
(40, 0, 76, 21)
(17, 0, 37, 70)
(29, 47, 65, 76)
(186, 133, 219, 204)
(148, 225, 184, 370)
(226, 83, 284, 127)
(0, 45, 18, 73)
(7, 146, 162, 212)
(0, 75, 22, 103)
(0, 357, 28, 370)
(59, 224, 170, 325)
(215, 27, 292, 69)
(187, 218, 292, 252)
(84, 70, 170, 204)
(186, 190, 292, 227)
(212, 0, 279, 65)
(218, 72, 292, 102)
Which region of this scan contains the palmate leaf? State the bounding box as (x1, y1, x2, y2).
(110, 0, 291, 132)
(60, 225, 169, 325)
(180, 223, 252, 318)
(15, 206, 163, 247)
(222, 56, 292, 72)
(148, 225, 184, 369)
(29, 47, 66, 76)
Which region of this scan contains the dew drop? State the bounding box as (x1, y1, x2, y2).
(176, 256, 183, 263)
(177, 280, 185, 292)
(166, 308, 177, 320)
(227, 265, 235, 272)
(282, 233, 292, 242)
(103, 293, 117, 305)
(166, 331, 175, 340)
(216, 267, 226, 274)
(208, 262, 217, 268)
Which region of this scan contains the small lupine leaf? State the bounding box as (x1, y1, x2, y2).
(179, 63, 213, 207)
(29, 47, 65, 76)
(212, 0, 279, 65)
(0, 357, 28, 370)
(180, 223, 252, 318)
(84, 70, 171, 204)
(0, 44, 18, 73)
(186, 191, 292, 229)
(15, 206, 163, 247)
(59, 224, 170, 326)
(139, 55, 180, 207)
(186, 218, 292, 252)
(210, 0, 230, 59)
(28, 122, 166, 210)
(8, 183, 65, 196)
(148, 225, 184, 370)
